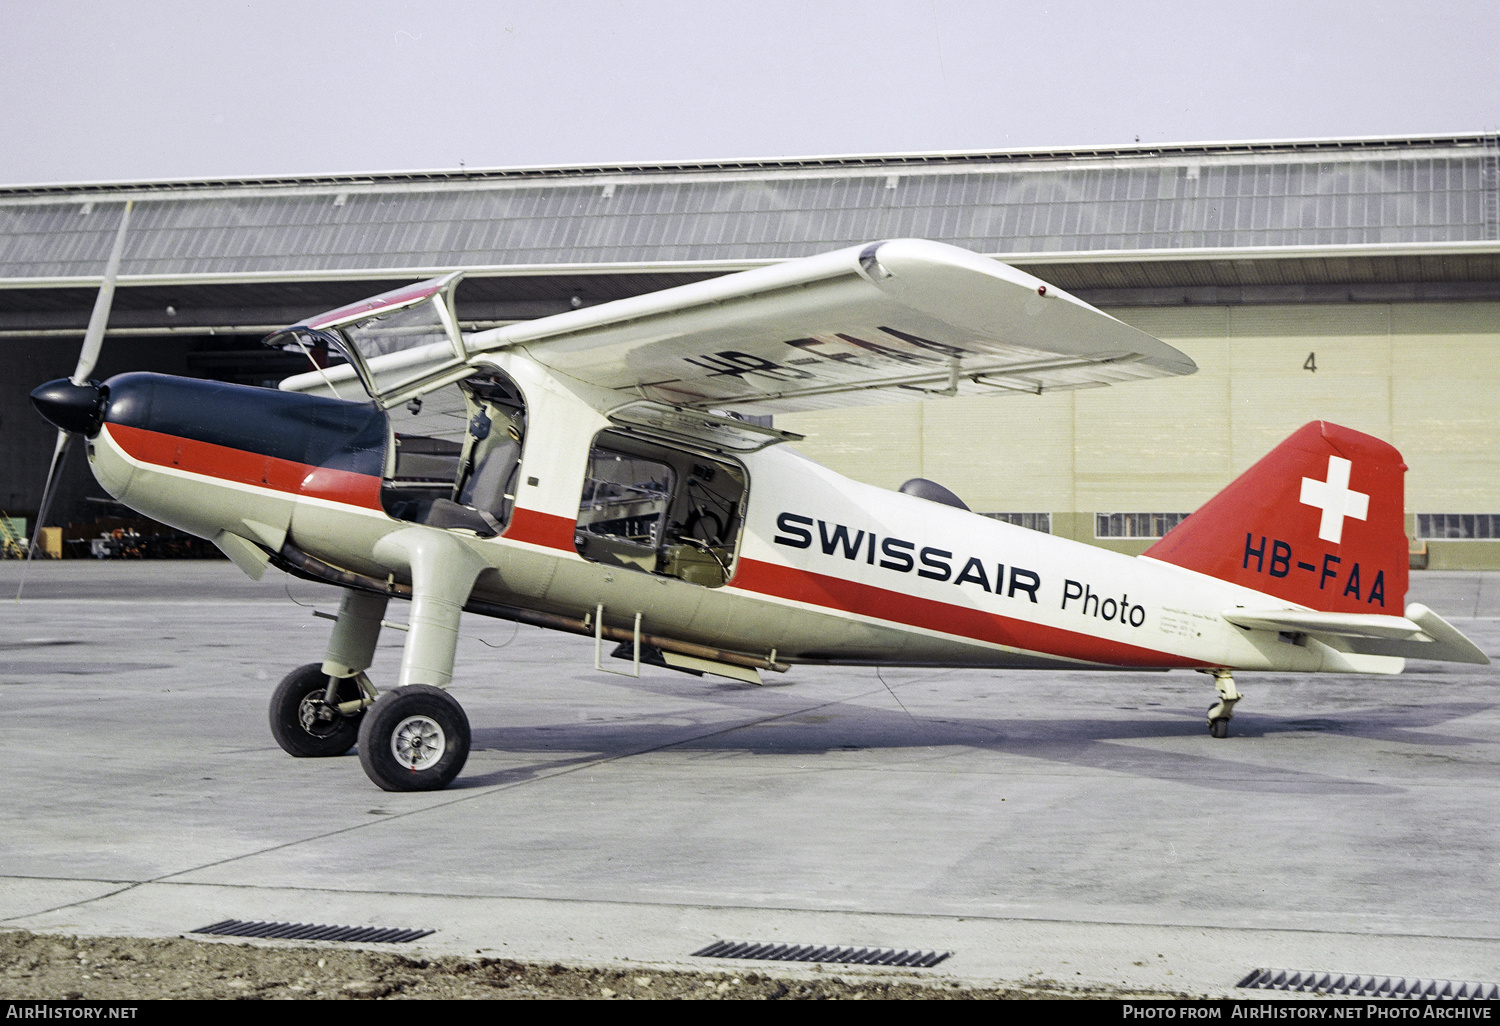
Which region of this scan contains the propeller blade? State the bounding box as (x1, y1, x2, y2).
(15, 430, 72, 600)
(19, 198, 133, 600)
(29, 430, 70, 556)
(72, 198, 133, 385)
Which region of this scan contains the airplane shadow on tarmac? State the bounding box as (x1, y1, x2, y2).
(458, 672, 1494, 796)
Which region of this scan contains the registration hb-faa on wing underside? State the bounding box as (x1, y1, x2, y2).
(28, 238, 1488, 791)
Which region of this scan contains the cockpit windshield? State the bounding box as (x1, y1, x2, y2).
(342, 298, 453, 363)
(263, 272, 471, 409)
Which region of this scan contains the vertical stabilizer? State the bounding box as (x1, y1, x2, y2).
(1145, 422, 1408, 613)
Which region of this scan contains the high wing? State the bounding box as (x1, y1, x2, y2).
(1222, 605, 1490, 665)
(470, 239, 1194, 414)
(277, 240, 1195, 415)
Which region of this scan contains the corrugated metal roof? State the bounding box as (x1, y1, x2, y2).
(1, 135, 1495, 290)
(2, 132, 1490, 195)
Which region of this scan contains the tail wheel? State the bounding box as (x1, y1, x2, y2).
(269, 663, 362, 757)
(357, 685, 470, 792)
(1207, 705, 1230, 739)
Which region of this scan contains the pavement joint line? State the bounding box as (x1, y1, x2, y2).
(8, 877, 1500, 947)
(0, 881, 143, 926)
(142, 683, 916, 887)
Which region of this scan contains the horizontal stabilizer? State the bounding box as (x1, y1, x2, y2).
(1222, 608, 1424, 640)
(1388, 604, 1491, 665)
(1223, 603, 1489, 665)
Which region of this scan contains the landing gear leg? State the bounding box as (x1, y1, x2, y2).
(1204, 668, 1241, 739)
(321, 587, 388, 686)
(356, 528, 487, 791)
(269, 588, 388, 757)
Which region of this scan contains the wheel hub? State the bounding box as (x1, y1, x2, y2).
(297, 695, 342, 738)
(391, 715, 446, 771)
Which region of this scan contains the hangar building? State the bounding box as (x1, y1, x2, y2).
(3, 133, 1497, 567)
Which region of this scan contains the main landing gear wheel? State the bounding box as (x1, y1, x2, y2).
(357, 685, 471, 792)
(269, 663, 363, 757)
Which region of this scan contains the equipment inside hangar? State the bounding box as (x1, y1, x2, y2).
(3, 133, 1497, 566)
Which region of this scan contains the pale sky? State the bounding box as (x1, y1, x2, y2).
(3, 0, 1497, 185)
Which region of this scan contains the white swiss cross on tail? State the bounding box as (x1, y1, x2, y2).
(1300, 456, 1369, 544)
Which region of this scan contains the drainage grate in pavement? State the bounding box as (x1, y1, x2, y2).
(693, 940, 950, 967)
(193, 919, 434, 944)
(1238, 968, 1500, 999)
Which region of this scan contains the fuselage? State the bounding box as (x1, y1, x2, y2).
(79, 357, 1395, 677)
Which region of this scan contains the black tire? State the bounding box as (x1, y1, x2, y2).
(357, 685, 470, 792)
(1209, 717, 1230, 739)
(269, 663, 363, 757)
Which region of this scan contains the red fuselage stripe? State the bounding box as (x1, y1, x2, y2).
(106, 423, 383, 509)
(503, 507, 579, 548)
(492, 511, 1198, 667)
(729, 558, 1202, 667)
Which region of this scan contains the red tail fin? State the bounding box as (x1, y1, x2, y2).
(1145, 422, 1408, 613)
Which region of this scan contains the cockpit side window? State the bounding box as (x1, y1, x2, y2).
(575, 430, 747, 587)
(577, 452, 676, 571)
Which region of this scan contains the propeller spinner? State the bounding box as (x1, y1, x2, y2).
(29, 379, 108, 437)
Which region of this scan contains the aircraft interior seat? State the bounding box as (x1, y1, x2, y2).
(417, 438, 519, 538)
(460, 436, 521, 519)
(421, 497, 501, 536)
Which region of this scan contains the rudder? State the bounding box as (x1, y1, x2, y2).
(1144, 422, 1408, 613)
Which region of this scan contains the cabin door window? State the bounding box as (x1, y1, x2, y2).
(575, 430, 748, 588)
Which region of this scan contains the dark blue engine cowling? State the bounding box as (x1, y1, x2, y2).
(102, 372, 388, 477)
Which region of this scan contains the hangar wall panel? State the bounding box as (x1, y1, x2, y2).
(1227, 336, 1394, 473)
(922, 393, 1077, 514)
(783, 404, 925, 492)
(1392, 334, 1500, 508)
(1071, 337, 1233, 514)
(784, 302, 1500, 563)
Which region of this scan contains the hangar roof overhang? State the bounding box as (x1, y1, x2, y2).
(1, 132, 1497, 337)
